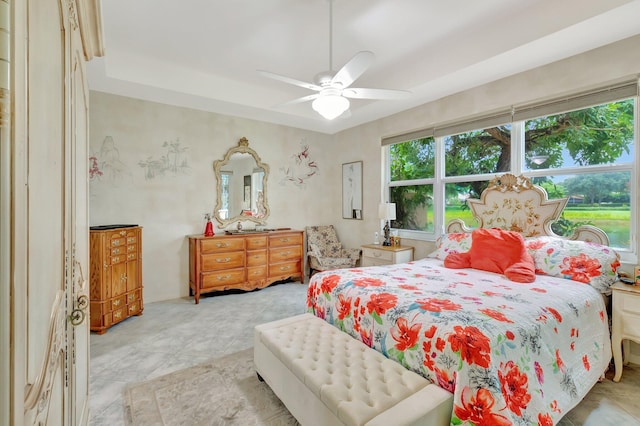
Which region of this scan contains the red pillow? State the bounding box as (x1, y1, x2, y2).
(444, 228, 535, 283)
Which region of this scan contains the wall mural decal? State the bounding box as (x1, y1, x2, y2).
(138, 138, 190, 180)
(279, 141, 319, 188)
(89, 135, 131, 182)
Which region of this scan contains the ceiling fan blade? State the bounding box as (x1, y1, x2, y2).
(331, 51, 374, 89)
(342, 87, 411, 100)
(257, 70, 322, 91)
(276, 94, 320, 107)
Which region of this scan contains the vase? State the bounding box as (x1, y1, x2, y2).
(204, 220, 214, 237)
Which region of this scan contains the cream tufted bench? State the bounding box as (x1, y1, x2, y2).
(254, 313, 453, 426)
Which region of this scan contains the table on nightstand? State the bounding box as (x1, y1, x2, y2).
(611, 281, 640, 382)
(361, 244, 414, 267)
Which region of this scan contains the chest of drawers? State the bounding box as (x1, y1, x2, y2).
(89, 225, 143, 334)
(188, 229, 304, 303)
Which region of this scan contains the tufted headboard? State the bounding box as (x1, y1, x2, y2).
(446, 173, 609, 245)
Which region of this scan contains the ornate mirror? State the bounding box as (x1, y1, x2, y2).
(213, 137, 270, 227)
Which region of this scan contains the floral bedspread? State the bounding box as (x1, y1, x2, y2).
(306, 259, 611, 426)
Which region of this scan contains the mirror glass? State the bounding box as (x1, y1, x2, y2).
(213, 138, 270, 227)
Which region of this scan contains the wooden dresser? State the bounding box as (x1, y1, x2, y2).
(188, 229, 304, 303)
(89, 225, 143, 334)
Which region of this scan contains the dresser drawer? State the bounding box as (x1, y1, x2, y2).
(201, 269, 245, 288)
(362, 257, 391, 267)
(270, 246, 302, 263)
(109, 237, 126, 248)
(269, 233, 303, 248)
(201, 237, 245, 253)
(112, 306, 128, 324)
(111, 295, 126, 311)
(110, 246, 125, 256)
(128, 300, 142, 316)
(125, 251, 138, 261)
(247, 265, 267, 280)
(246, 236, 268, 250)
(270, 260, 301, 277)
(126, 289, 141, 304)
(247, 250, 267, 266)
(109, 254, 126, 265)
(621, 293, 640, 315)
(201, 251, 245, 271)
(362, 247, 394, 262)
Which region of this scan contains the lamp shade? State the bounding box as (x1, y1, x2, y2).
(378, 202, 396, 221)
(312, 94, 350, 120)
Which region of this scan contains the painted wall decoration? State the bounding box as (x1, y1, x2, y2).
(138, 138, 190, 180)
(279, 141, 319, 188)
(89, 135, 131, 182)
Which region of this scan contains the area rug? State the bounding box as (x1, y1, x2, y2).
(123, 348, 298, 425)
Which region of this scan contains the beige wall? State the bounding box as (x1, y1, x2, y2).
(90, 34, 640, 303)
(89, 94, 334, 302)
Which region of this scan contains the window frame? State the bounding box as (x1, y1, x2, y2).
(382, 85, 639, 264)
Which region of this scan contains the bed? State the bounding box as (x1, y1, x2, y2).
(307, 174, 619, 426)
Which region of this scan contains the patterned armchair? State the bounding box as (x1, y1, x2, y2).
(306, 225, 361, 278)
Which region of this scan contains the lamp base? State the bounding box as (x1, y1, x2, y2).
(382, 223, 391, 246)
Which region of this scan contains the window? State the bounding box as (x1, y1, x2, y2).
(384, 83, 637, 259)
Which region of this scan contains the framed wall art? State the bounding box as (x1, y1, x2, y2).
(342, 161, 363, 220)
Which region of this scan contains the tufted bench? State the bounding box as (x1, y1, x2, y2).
(254, 313, 453, 426)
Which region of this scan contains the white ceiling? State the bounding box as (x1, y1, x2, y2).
(88, 0, 640, 135)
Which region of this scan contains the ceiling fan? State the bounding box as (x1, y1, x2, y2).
(257, 0, 410, 120)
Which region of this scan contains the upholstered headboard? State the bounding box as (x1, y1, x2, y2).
(446, 174, 609, 245)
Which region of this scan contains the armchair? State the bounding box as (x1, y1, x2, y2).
(306, 225, 361, 278)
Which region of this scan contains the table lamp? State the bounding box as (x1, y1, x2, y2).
(378, 202, 396, 246)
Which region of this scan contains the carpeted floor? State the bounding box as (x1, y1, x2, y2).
(123, 349, 298, 426)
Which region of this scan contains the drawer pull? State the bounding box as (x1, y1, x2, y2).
(113, 248, 120, 254)
(127, 253, 135, 260)
(114, 311, 122, 320)
(113, 256, 120, 263)
(120, 273, 127, 282)
(128, 293, 135, 301)
(282, 251, 291, 256)
(217, 275, 231, 281)
(112, 240, 120, 246)
(216, 257, 231, 263)
(374, 252, 382, 257)
(279, 238, 290, 242)
(127, 237, 135, 243)
(114, 299, 120, 306)
(119, 231, 127, 236)
(216, 242, 229, 248)
(280, 265, 291, 271)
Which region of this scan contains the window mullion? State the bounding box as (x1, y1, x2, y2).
(434, 136, 445, 235)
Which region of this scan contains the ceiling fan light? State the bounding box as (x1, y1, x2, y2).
(312, 95, 350, 120)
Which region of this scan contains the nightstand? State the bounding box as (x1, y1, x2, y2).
(361, 244, 414, 267)
(611, 281, 640, 382)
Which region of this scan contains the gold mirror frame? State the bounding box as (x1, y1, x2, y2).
(213, 137, 270, 227)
